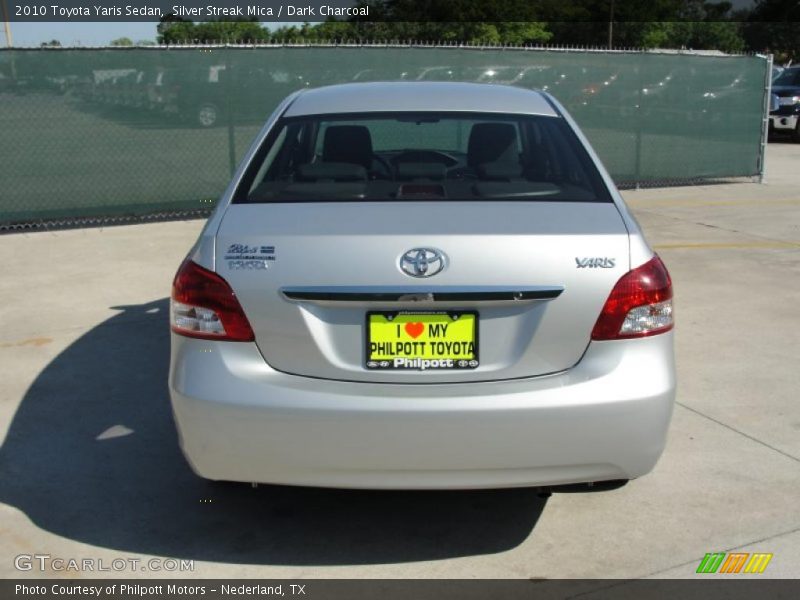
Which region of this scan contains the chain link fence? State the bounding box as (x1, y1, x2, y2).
(0, 45, 770, 230)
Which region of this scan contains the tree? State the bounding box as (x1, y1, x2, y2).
(666, 21, 745, 52)
(110, 37, 134, 46)
(611, 20, 744, 52)
(327, 0, 738, 49)
(545, 1, 745, 49)
(744, 0, 800, 62)
(194, 20, 270, 43)
(40, 40, 61, 48)
(151, 0, 756, 52)
(157, 15, 199, 44)
(499, 22, 553, 45)
(270, 17, 552, 45)
(157, 15, 270, 44)
(266, 21, 313, 43)
(336, 0, 552, 44)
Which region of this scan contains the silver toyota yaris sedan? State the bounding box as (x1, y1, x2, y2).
(169, 81, 675, 490)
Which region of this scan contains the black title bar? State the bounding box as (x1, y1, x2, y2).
(2, 0, 788, 24)
(5, 1, 366, 22)
(5, 579, 800, 600)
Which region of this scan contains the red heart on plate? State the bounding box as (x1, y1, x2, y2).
(404, 322, 425, 339)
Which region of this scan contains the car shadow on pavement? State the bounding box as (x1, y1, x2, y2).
(0, 299, 546, 566)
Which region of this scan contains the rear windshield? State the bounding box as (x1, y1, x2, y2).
(234, 112, 612, 204)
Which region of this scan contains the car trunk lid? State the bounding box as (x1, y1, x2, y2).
(215, 201, 629, 383)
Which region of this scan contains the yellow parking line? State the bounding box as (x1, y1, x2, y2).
(0, 337, 53, 348)
(654, 241, 800, 250)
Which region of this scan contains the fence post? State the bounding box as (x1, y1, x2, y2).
(758, 53, 773, 184)
(634, 53, 643, 189)
(225, 46, 237, 177)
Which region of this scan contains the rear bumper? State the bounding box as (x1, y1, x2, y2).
(169, 333, 676, 489)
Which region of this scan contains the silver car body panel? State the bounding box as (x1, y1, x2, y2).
(544, 92, 652, 268)
(171, 82, 675, 488)
(283, 81, 559, 117)
(215, 201, 629, 382)
(187, 89, 306, 271)
(170, 332, 675, 489)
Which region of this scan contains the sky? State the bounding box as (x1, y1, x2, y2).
(8, 22, 160, 46)
(6, 21, 306, 47)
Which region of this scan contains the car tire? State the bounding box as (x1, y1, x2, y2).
(794, 121, 800, 143)
(196, 103, 219, 128)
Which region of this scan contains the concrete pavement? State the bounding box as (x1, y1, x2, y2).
(0, 142, 797, 580)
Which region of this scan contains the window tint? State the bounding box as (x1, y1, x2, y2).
(236, 112, 611, 204)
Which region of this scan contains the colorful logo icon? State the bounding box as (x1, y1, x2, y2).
(696, 552, 772, 574)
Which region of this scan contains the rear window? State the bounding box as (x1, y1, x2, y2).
(235, 112, 612, 204)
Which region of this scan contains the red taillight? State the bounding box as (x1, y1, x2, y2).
(170, 259, 255, 341)
(591, 255, 674, 341)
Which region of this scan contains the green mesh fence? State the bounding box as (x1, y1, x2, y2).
(0, 46, 769, 228)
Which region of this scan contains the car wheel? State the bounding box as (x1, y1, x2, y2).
(794, 120, 800, 143)
(196, 103, 219, 128)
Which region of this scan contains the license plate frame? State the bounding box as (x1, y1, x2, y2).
(365, 311, 479, 370)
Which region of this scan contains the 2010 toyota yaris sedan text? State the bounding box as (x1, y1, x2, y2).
(168, 81, 675, 490)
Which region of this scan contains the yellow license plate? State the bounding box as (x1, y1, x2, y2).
(366, 311, 478, 370)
